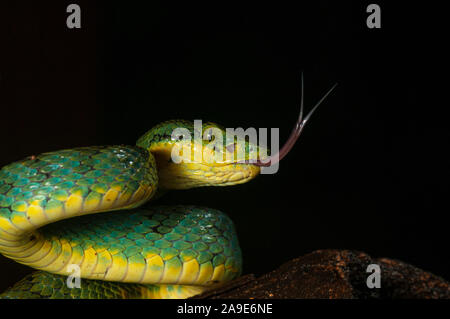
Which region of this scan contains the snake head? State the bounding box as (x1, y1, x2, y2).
(136, 120, 264, 189)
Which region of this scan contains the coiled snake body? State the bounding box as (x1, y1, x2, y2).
(0, 120, 261, 299)
(0, 80, 335, 299)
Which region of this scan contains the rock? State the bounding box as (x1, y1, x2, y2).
(192, 250, 450, 299)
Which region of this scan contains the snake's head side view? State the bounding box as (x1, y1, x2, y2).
(136, 120, 264, 190)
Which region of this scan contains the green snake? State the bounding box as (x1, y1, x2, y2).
(0, 80, 336, 299)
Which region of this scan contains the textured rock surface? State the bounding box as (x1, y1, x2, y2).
(193, 250, 450, 299)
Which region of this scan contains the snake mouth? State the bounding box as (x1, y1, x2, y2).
(245, 75, 338, 167)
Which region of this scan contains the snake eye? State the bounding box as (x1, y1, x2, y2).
(171, 134, 185, 142)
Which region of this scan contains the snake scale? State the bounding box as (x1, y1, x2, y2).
(0, 79, 335, 299)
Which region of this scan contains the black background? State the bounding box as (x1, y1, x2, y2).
(0, 1, 448, 293)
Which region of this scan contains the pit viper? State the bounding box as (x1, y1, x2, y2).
(0, 79, 336, 299)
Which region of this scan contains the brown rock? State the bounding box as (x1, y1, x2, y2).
(192, 250, 450, 299)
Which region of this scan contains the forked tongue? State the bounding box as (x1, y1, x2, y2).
(253, 75, 337, 167)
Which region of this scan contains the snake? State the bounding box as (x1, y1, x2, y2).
(0, 79, 336, 299)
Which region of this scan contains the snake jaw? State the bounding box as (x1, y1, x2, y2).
(156, 159, 261, 189)
(147, 137, 263, 189)
(251, 75, 338, 168)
